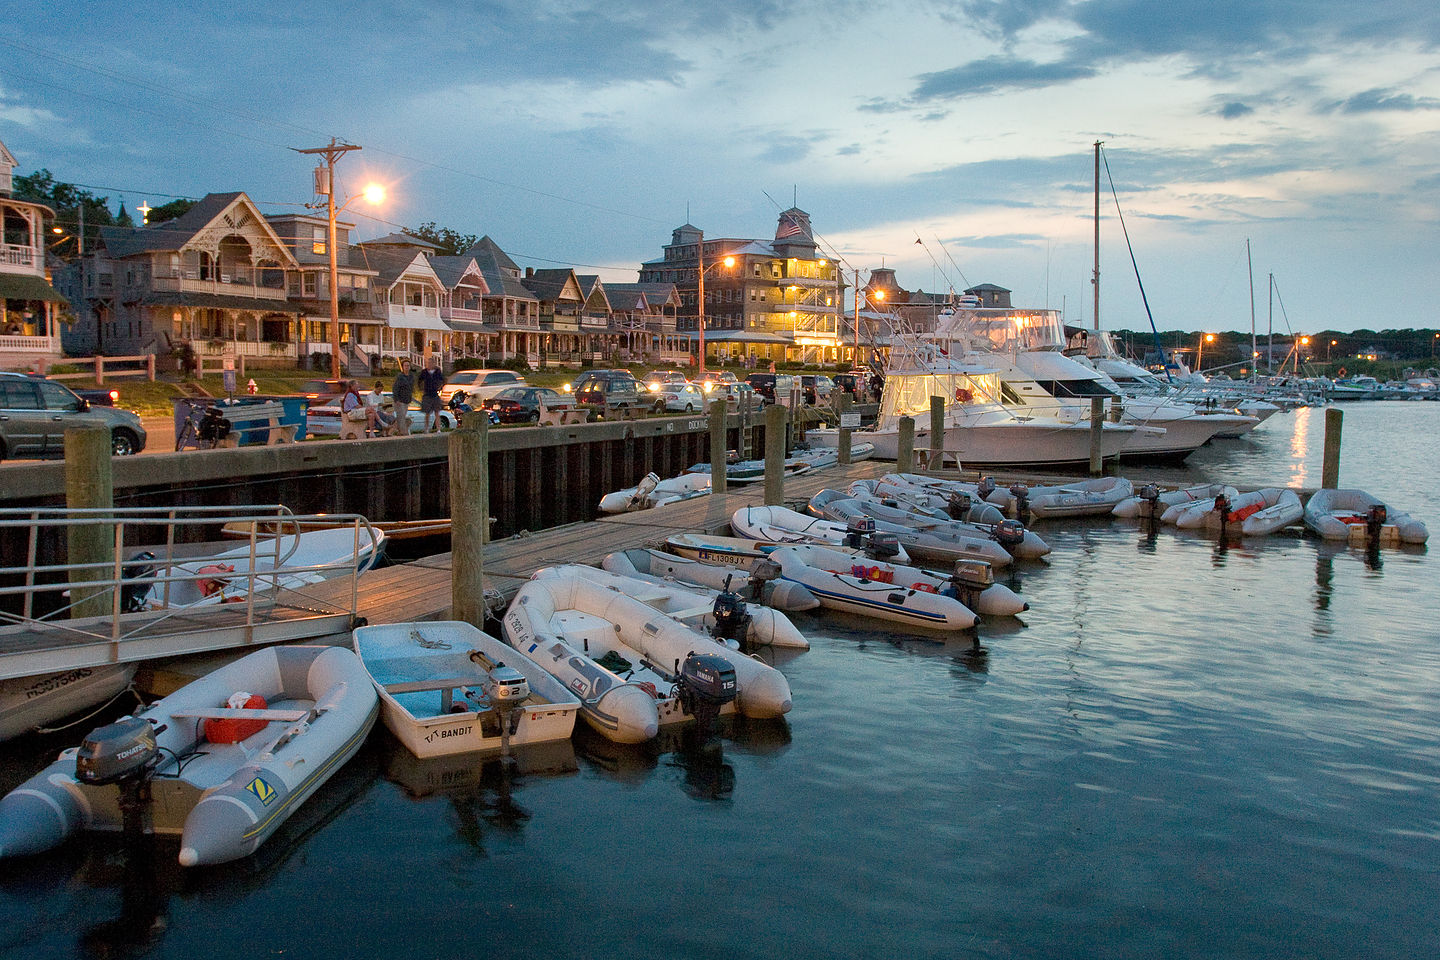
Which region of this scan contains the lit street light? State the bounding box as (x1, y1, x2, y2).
(693, 229, 735, 374)
(1329, 339, 1337, 362)
(1197, 332, 1214, 372)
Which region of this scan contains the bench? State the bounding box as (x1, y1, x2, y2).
(382, 675, 480, 713)
(215, 402, 299, 447)
(538, 404, 589, 426)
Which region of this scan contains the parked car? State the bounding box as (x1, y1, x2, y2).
(833, 372, 867, 399)
(745, 372, 797, 405)
(307, 393, 457, 435)
(483, 386, 575, 423)
(652, 382, 707, 413)
(296, 379, 350, 403)
(439, 369, 527, 404)
(706, 381, 758, 408)
(0, 371, 146, 460)
(641, 370, 691, 395)
(572, 370, 642, 411)
(799, 374, 835, 405)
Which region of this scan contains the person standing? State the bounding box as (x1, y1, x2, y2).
(392, 357, 415, 435)
(418, 355, 446, 432)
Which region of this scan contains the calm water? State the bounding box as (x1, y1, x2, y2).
(3, 403, 1438, 960)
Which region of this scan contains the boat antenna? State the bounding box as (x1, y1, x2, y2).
(1100, 144, 1171, 382)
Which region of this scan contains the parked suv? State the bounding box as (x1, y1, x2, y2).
(571, 370, 641, 411)
(0, 372, 146, 460)
(745, 372, 797, 405)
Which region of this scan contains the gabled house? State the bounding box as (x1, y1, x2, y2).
(61, 191, 301, 361)
(604, 282, 688, 362)
(351, 239, 449, 362)
(267, 212, 380, 370)
(521, 268, 585, 359)
(429, 254, 491, 359)
(464, 236, 540, 364)
(1, 136, 66, 368)
(574, 274, 613, 354)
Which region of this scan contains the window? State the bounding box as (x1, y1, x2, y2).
(312, 226, 326, 255)
(0, 379, 43, 409)
(302, 273, 317, 297)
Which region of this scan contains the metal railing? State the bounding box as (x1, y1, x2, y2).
(0, 505, 379, 657)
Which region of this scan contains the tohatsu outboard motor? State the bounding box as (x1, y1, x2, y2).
(990, 519, 1026, 550)
(76, 716, 168, 839)
(1366, 503, 1388, 546)
(977, 476, 998, 501)
(946, 490, 972, 521)
(673, 652, 737, 740)
(747, 557, 783, 604)
(710, 576, 752, 647)
(1138, 483, 1161, 522)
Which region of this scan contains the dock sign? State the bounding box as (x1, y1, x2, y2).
(840, 413, 861, 428)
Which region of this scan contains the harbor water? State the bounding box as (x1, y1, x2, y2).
(2, 402, 1438, 959)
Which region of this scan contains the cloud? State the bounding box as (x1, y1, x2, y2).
(756, 136, 815, 164)
(1329, 87, 1440, 113)
(1219, 102, 1254, 119)
(912, 57, 1097, 100)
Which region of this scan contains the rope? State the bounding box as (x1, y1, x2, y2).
(33, 683, 146, 734)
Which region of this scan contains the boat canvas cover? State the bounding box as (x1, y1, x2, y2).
(878, 370, 1003, 423)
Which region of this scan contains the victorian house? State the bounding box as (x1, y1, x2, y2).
(430, 253, 491, 360)
(1, 136, 68, 368)
(59, 192, 300, 363)
(463, 236, 540, 365)
(520, 268, 585, 360)
(266, 212, 380, 370)
(603, 282, 687, 362)
(351, 235, 450, 363)
(637, 207, 845, 365)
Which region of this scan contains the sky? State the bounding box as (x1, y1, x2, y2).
(2, 1, 1438, 334)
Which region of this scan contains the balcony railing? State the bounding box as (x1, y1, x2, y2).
(0, 334, 59, 353)
(150, 273, 289, 301)
(385, 303, 441, 324)
(0, 243, 39, 271)
(443, 306, 487, 323)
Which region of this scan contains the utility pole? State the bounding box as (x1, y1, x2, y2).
(696, 229, 706, 374)
(853, 268, 861, 365)
(293, 139, 361, 381)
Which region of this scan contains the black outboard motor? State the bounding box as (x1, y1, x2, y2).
(1366, 503, 1388, 546)
(710, 577, 752, 647)
(990, 519, 1026, 551)
(977, 476, 997, 501)
(674, 652, 738, 741)
(946, 490, 972, 521)
(120, 550, 156, 613)
(1008, 483, 1030, 523)
(865, 532, 901, 560)
(843, 515, 876, 550)
(748, 557, 782, 603)
(1138, 483, 1161, 522)
(197, 406, 231, 444)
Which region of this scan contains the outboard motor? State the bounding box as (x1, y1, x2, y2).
(1366, 503, 1388, 546)
(77, 716, 166, 839)
(945, 559, 995, 608)
(710, 576, 752, 647)
(120, 550, 157, 613)
(1009, 483, 1030, 523)
(990, 519, 1026, 551)
(1139, 483, 1161, 522)
(474, 654, 530, 755)
(843, 515, 876, 550)
(977, 476, 997, 501)
(946, 490, 972, 521)
(865, 532, 901, 560)
(628, 472, 660, 509)
(673, 652, 737, 741)
(747, 557, 783, 603)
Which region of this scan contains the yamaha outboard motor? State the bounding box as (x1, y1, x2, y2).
(946, 490, 972, 521)
(674, 652, 737, 741)
(843, 515, 876, 550)
(710, 576, 752, 647)
(1008, 483, 1030, 523)
(120, 550, 157, 613)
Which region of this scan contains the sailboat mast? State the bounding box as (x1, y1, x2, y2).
(1268, 273, 1274, 375)
(1092, 140, 1101, 332)
(1247, 239, 1256, 380)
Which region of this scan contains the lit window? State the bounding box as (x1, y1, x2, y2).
(312, 227, 326, 255)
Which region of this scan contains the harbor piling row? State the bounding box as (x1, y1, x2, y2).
(450, 421, 489, 629)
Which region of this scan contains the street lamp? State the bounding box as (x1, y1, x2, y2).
(694, 228, 735, 374)
(1197, 332, 1214, 372)
(1329, 339, 1337, 362)
(293, 139, 386, 381)
(1433, 332, 1439, 358)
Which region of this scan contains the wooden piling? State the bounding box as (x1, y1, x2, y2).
(764, 403, 787, 506)
(449, 420, 489, 627)
(1322, 407, 1343, 489)
(837, 393, 853, 465)
(64, 425, 113, 620)
(929, 396, 944, 471)
(709, 400, 728, 496)
(897, 416, 915, 474)
(1089, 396, 1104, 476)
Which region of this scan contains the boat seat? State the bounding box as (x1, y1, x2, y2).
(170, 707, 309, 722)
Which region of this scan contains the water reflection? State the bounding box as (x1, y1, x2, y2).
(1289, 405, 1312, 489)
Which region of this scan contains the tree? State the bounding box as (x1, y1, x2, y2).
(144, 197, 196, 225)
(410, 221, 477, 256)
(11, 169, 116, 261)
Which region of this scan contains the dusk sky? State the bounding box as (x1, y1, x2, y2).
(3, 1, 1438, 335)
